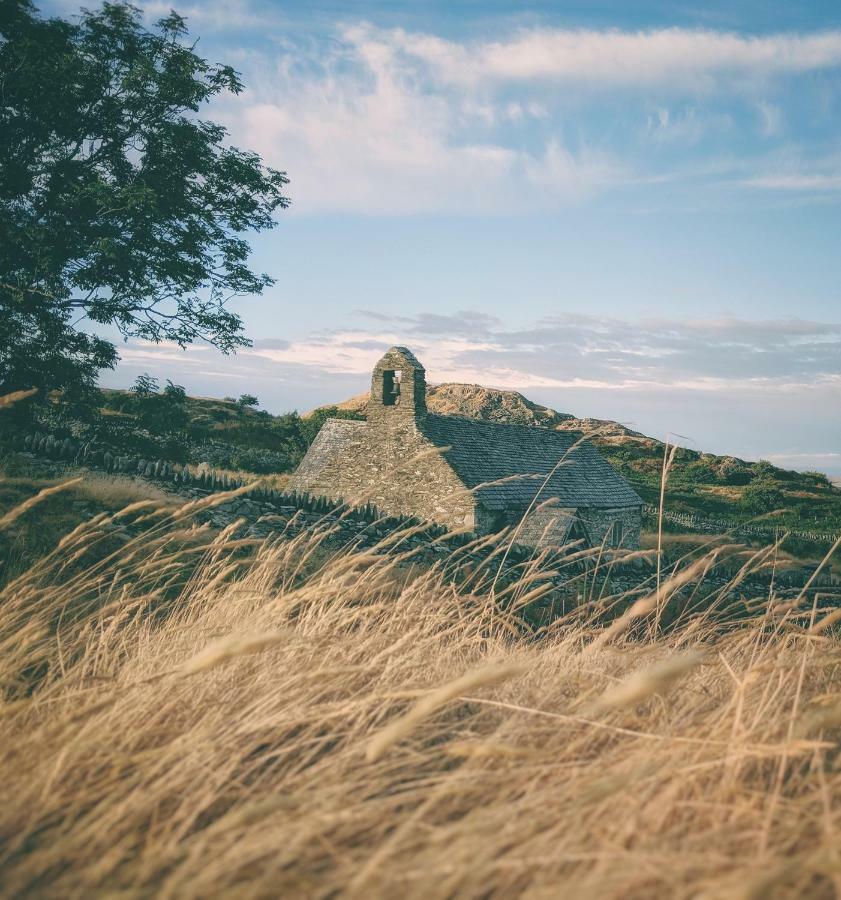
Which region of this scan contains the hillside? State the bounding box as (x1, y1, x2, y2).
(314, 383, 841, 548)
(6, 383, 838, 550)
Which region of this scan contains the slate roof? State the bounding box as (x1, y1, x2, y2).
(301, 415, 641, 511)
(420, 414, 642, 510)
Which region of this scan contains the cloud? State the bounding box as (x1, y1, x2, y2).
(122, 312, 840, 395)
(102, 315, 841, 469)
(372, 26, 841, 88)
(743, 173, 841, 190)
(38, 6, 841, 214)
(222, 45, 618, 214)
(764, 452, 841, 478)
(210, 21, 841, 214)
(755, 100, 783, 137)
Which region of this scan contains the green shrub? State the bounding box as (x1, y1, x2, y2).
(741, 478, 783, 514)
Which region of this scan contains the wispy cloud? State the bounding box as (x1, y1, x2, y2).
(118, 313, 841, 395)
(39, 4, 841, 214)
(369, 26, 841, 88)
(221, 44, 618, 214)
(743, 173, 841, 190)
(102, 315, 841, 471)
(210, 21, 841, 214)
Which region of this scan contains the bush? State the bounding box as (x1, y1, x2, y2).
(187, 442, 290, 474)
(802, 470, 831, 487)
(680, 461, 717, 484)
(751, 459, 775, 479)
(236, 394, 259, 411)
(230, 446, 291, 474)
(714, 456, 751, 485)
(128, 375, 189, 436)
(741, 477, 783, 514)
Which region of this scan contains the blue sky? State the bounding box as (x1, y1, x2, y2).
(45, 0, 841, 474)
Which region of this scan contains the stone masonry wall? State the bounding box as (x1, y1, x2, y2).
(475, 503, 641, 550)
(289, 418, 478, 529)
(3, 435, 836, 597)
(579, 506, 642, 550)
(509, 505, 579, 548)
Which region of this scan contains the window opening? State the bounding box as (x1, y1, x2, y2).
(611, 520, 624, 546)
(382, 369, 401, 406)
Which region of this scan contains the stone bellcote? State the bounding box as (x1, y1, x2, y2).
(368, 346, 427, 426)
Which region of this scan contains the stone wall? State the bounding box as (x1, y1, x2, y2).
(474, 502, 641, 550)
(579, 506, 642, 550)
(508, 504, 578, 548)
(367, 346, 427, 426)
(291, 346, 644, 551)
(289, 417, 478, 529)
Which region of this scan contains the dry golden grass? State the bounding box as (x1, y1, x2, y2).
(0, 460, 176, 509)
(1, 483, 841, 898)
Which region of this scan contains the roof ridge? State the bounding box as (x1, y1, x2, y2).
(426, 411, 581, 440)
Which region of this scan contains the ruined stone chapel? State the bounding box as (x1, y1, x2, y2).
(289, 347, 642, 549)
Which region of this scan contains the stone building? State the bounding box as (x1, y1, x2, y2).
(289, 347, 643, 549)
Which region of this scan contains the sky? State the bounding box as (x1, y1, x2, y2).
(44, 0, 841, 475)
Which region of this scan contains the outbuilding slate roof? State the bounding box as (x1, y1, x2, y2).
(302, 414, 642, 511)
(420, 414, 642, 510)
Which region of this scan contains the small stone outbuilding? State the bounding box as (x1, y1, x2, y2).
(289, 347, 643, 549)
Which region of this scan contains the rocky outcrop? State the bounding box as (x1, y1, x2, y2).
(314, 382, 643, 439)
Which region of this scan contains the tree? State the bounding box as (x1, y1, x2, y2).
(0, 1, 289, 403)
(131, 372, 160, 399)
(236, 393, 259, 410)
(130, 374, 187, 434)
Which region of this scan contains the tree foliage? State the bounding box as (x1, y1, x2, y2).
(0, 1, 289, 401)
(236, 393, 259, 410)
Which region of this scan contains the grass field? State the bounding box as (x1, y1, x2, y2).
(2, 473, 841, 898)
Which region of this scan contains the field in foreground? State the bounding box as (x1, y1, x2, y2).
(2, 481, 841, 898)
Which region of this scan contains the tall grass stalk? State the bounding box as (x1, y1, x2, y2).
(1, 486, 840, 898)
